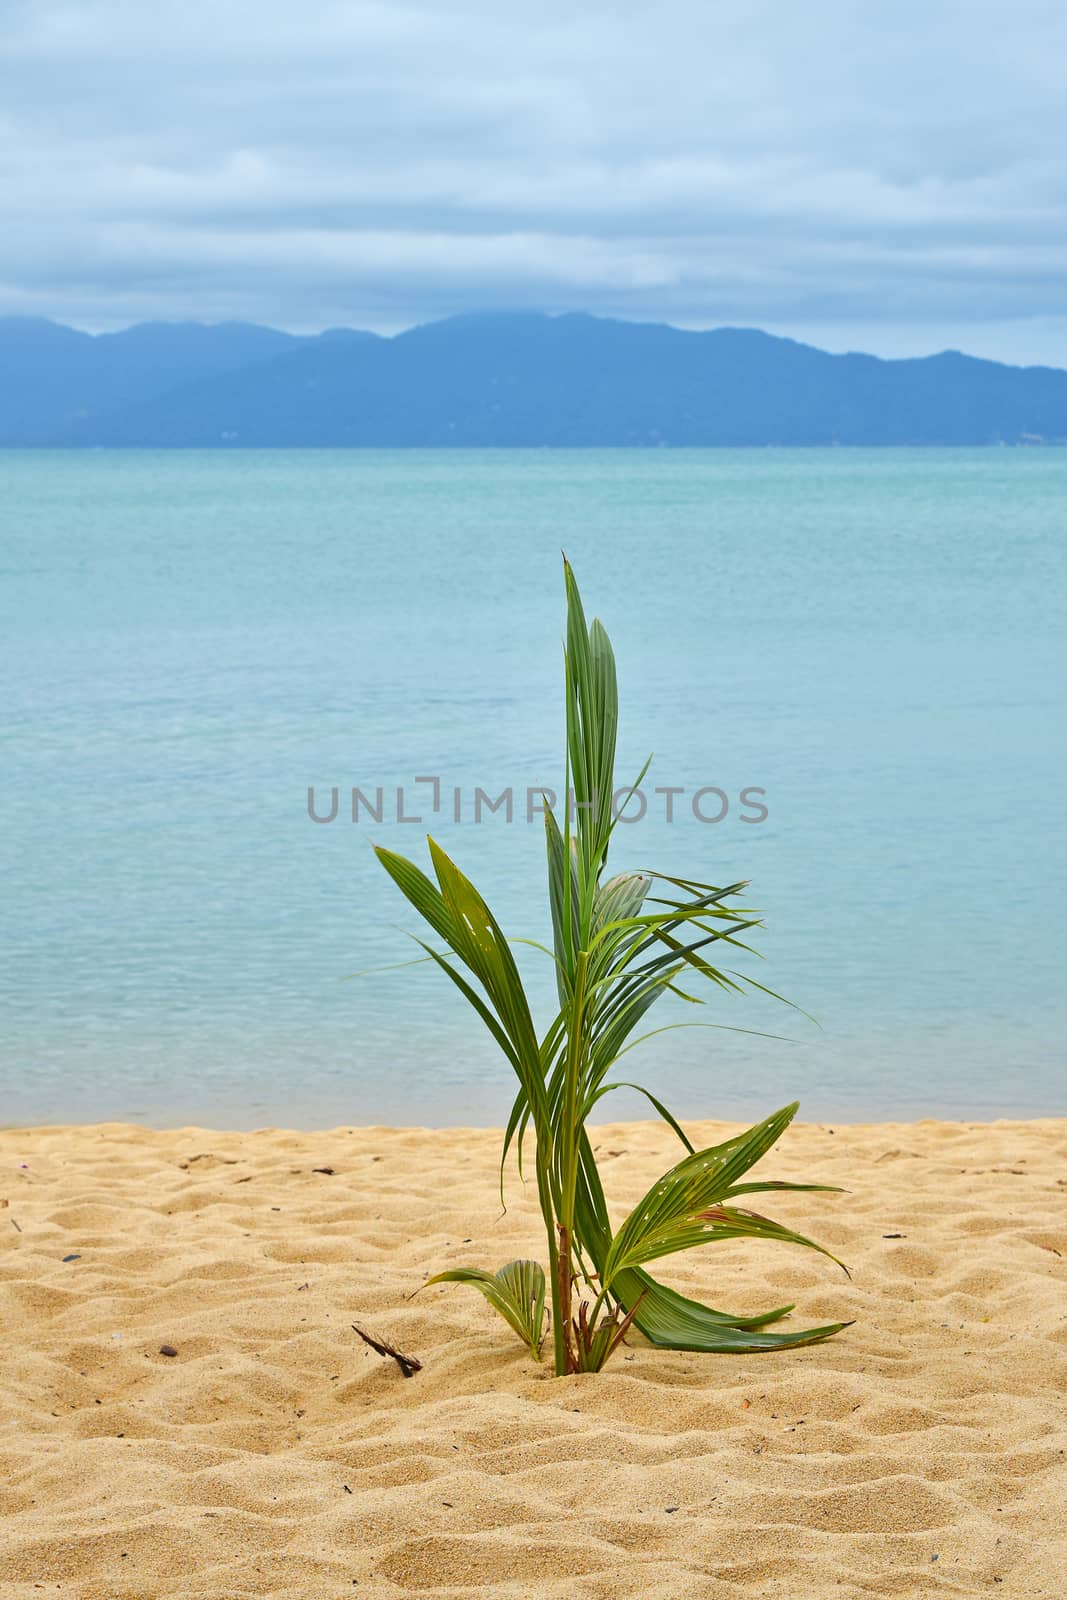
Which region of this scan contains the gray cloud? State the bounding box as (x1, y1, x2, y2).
(3, 0, 1067, 361)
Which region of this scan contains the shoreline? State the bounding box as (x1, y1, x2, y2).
(3, 1116, 1065, 1596)
(5, 1109, 1064, 1136)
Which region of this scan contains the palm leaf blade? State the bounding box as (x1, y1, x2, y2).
(613, 1268, 850, 1351)
(426, 1261, 547, 1358)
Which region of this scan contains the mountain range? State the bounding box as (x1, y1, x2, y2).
(2, 311, 1066, 447)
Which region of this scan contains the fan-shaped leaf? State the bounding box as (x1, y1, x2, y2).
(426, 1260, 547, 1359)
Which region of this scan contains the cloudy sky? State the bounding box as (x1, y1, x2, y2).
(4, 0, 1067, 363)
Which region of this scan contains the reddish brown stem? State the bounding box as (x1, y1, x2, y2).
(556, 1225, 576, 1374)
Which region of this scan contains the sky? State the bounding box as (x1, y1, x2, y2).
(3, 1, 1067, 365)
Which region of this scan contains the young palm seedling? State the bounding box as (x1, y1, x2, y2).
(376, 562, 849, 1375)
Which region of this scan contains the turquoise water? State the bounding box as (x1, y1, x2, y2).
(2, 448, 1064, 1128)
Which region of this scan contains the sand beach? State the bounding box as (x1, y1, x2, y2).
(2, 1116, 1065, 1598)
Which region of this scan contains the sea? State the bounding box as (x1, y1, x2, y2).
(2, 448, 1064, 1128)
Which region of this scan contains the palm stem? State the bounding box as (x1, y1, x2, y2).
(555, 947, 589, 1372)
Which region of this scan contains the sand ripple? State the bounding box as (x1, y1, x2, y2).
(2, 1117, 1066, 1597)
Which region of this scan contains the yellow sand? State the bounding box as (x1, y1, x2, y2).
(1, 1118, 1065, 1599)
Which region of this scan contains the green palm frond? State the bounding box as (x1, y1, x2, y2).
(373, 560, 849, 1374)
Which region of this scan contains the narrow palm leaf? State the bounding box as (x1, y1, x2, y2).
(602, 1102, 844, 1287)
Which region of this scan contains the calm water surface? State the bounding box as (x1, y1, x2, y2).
(1, 448, 1064, 1127)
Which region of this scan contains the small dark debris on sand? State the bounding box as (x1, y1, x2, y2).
(350, 1322, 422, 1378)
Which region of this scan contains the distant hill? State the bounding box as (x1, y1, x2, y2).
(0, 318, 305, 446)
(2, 311, 1066, 446)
